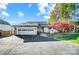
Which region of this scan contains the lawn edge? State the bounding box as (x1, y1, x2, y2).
(65, 41, 79, 46)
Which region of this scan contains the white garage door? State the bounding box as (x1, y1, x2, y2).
(16, 27, 37, 35)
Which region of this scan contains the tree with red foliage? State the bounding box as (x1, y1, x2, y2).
(51, 20, 71, 32)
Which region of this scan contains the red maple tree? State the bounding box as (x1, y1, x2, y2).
(51, 20, 71, 32)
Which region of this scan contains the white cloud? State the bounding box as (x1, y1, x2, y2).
(44, 15, 50, 19)
(37, 3, 56, 16)
(0, 3, 8, 10)
(28, 4, 32, 8)
(1, 11, 9, 16)
(48, 4, 56, 13)
(37, 3, 56, 20)
(36, 3, 48, 16)
(18, 11, 24, 17)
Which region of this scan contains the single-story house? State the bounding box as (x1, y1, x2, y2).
(0, 19, 58, 36)
(14, 21, 51, 35)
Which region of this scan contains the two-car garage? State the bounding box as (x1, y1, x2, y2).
(15, 27, 37, 35)
(14, 23, 38, 35)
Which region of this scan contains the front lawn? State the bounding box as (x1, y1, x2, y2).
(53, 33, 79, 45)
(71, 37, 79, 45)
(53, 33, 79, 40)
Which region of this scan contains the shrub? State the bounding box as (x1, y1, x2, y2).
(51, 20, 71, 32)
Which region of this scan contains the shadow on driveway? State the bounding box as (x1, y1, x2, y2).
(0, 36, 9, 39)
(16, 35, 58, 43)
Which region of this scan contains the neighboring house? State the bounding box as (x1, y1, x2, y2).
(0, 19, 13, 36)
(14, 21, 51, 35)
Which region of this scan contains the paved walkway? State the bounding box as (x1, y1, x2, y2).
(0, 36, 79, 55)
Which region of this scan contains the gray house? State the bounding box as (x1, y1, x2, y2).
(14, 21, 51, 35)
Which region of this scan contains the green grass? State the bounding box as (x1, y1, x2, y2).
(71, 37, 79, 44)
(53, 33, 79, 44)
(54, 33, 79, 40)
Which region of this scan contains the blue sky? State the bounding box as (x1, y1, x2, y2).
(0, 3, 55, 25)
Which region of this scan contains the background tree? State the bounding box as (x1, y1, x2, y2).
(49, 3, 75, 25)
(49, 3, 76, 32)
(49, 4, 60, 25)
(59, 3, 75, 21)
(49, 11, 55, 25)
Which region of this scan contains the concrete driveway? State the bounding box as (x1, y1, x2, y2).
(16, 35, 58, 42)
(10, 41, 79, 55)
(0, 35, 79, 55)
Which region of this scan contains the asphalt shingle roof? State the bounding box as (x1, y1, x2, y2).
(0, 19, 10, 25)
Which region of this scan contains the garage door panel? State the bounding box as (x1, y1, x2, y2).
(18, 31, 37, 35)
(16, 27, 37, 35)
